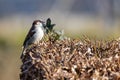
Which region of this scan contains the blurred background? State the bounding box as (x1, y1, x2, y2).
(0, 0, 120, 80)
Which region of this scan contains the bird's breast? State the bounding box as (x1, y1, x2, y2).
(33, 27, 44, 40)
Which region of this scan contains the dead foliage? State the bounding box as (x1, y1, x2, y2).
(20, 38, 120, 80)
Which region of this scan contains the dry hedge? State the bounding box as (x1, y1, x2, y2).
(20, 39, 120, 80)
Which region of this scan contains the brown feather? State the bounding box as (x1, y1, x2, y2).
(23, 25, 35, 47)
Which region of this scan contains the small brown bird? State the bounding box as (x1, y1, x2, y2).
(21, 20, 44, 59)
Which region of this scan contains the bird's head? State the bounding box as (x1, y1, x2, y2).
(32, 20, 45, 28)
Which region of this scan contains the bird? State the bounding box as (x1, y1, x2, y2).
(21, 20, 45, 59)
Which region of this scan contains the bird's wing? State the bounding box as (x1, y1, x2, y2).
(23, 26, 36, 47)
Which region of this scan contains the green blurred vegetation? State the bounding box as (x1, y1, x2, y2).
(0, 27, 26, 80)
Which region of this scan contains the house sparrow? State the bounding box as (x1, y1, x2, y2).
(21, 20, 45, 59)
